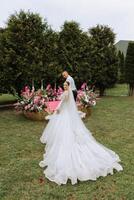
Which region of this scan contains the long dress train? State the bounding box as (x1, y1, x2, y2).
(39, 88, 123, 185)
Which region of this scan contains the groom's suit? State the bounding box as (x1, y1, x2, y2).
(66, 75, 77, 101)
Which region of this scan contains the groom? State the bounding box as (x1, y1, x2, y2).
(62, 71, 77, 101)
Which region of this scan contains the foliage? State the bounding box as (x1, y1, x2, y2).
(0, 11, 52, 94)
(41, 30, 60, 86)
(0, 11, 119, 96)
(125, 42, 134, 96)
(118, 51, 125, 83)
(57, 21, 92, 87)
(89, 25, 118, 96)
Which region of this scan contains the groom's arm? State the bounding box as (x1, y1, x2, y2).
(66, 76, 71, 84)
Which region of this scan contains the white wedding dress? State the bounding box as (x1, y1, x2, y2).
(39, 87, 123, 185)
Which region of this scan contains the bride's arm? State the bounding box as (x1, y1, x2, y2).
(55, 91, 69, 113)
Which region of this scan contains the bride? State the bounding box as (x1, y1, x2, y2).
(39, 81, 123, 185)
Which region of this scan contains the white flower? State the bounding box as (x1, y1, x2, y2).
(84, 95, 89, 103)
(37, 107, 42, 111)
(39, 161, 45, 168)
(92, 100, 96, 106)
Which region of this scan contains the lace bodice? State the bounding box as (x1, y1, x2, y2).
(56, 91, 69, 111)
(60, 91, 69, 101)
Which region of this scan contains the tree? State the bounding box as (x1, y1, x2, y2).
(125, 42, 134, 96)
(118, 51, 125, 83)
(41, 29, 61, 87)
(57, 21, 92, 87)
(0, 28, 6, 94)
(0, 12, 120, 95)
(89, 25, 118, 96)
(0, 10, 49, 94)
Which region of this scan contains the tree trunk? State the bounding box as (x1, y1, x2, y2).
(129, 84, 134, 96)
(99, 87, 105, 96)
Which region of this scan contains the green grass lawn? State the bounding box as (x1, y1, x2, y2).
(106, 84, 128, 96)
(0, 86, 134, 200)
(0, 94, 17, 105)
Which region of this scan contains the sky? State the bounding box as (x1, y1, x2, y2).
(0, 0, 133, 42)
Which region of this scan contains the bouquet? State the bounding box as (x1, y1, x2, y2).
(15, 86, 47, 112)
(45, 84, 63, 101)
(77, 83, 97, 108)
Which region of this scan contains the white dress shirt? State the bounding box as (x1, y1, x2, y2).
(66, 75, 77, 91)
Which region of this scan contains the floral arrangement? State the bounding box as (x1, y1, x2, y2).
(77, 83, 97, 108)
(45, 84, 63, 101)
(15, 86, 47, 112)
(15, 82, 96, 115)
(15, 84, 63, 113)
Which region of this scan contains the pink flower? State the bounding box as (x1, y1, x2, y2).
(30, 106, 34, 111)
(21, 85, 35, 100)
(53, 87, 57, 96)
(24, 86, 30, 93)
(40, 99, 46, 105)
(81, 83, 87, 90)
(34, 96, 41, 104)
(27, 104, 31, 109)
(57, 87, 63, 95)
(77, 90, 84, 97)
(24, 105, 28, 110)
(46, 84, 51, 90)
